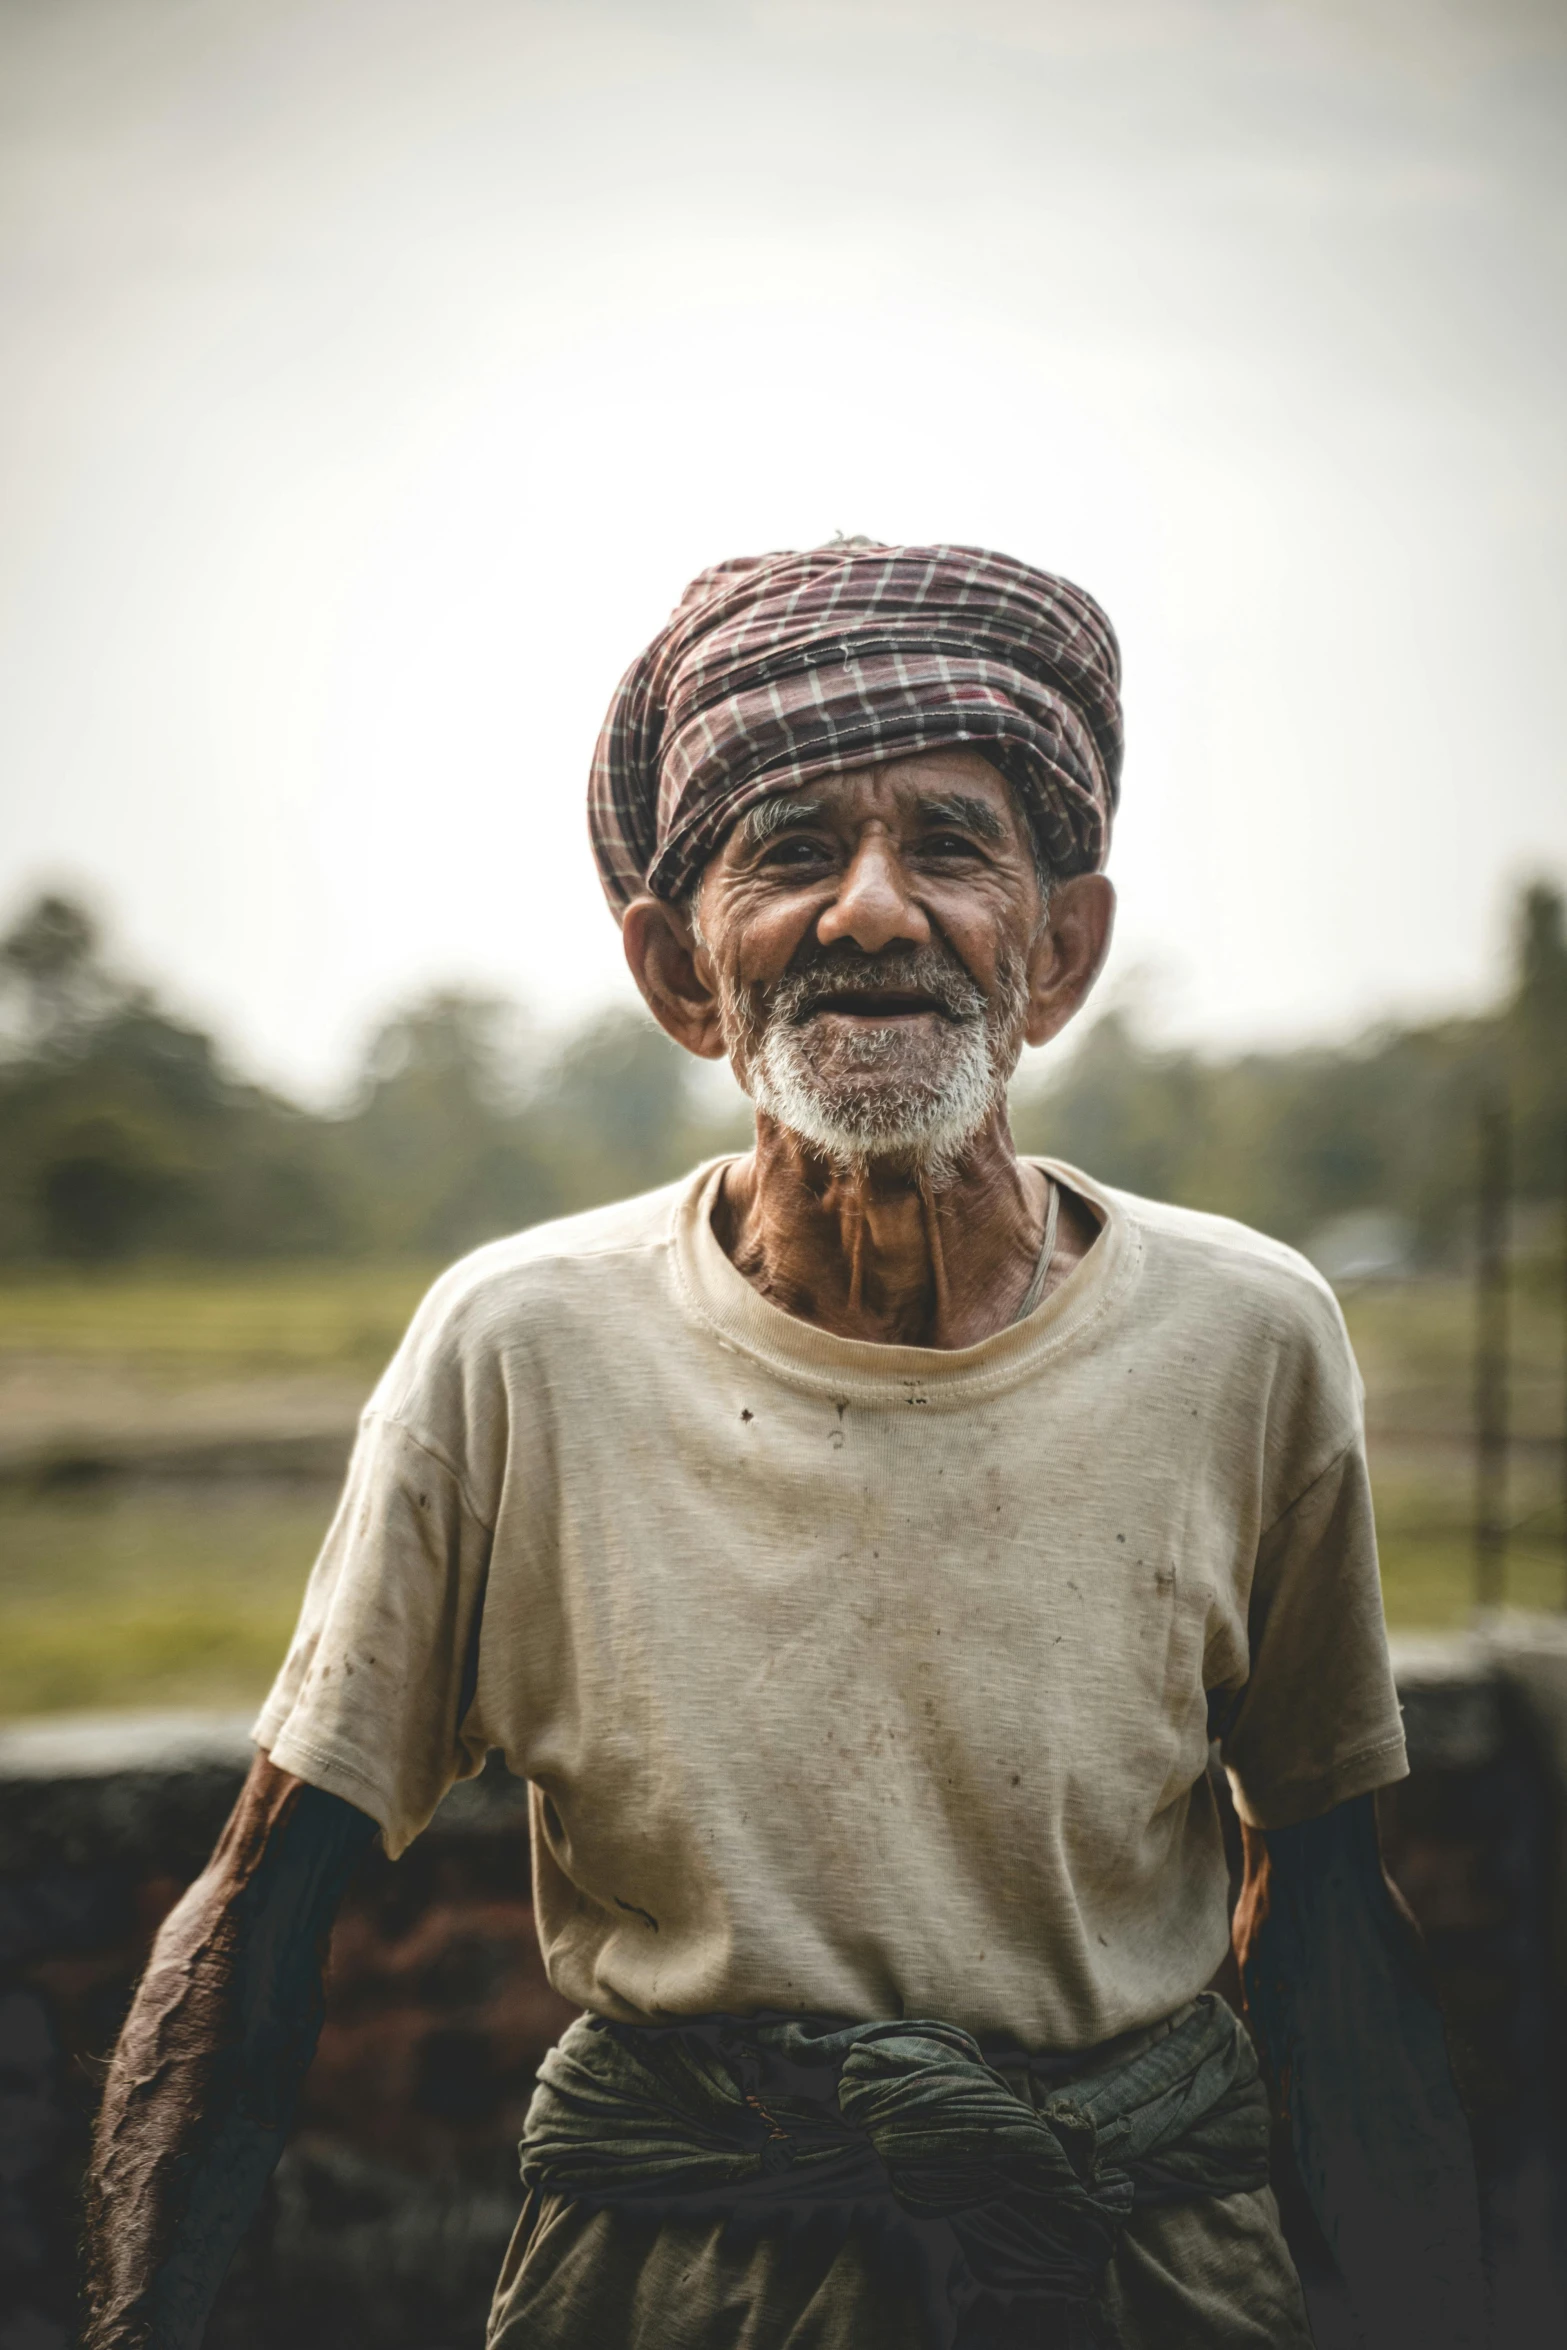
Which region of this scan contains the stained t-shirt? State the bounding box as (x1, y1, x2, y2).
(255, 1158, 1407, 2051)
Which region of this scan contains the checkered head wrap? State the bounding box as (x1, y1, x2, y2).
(588, 540, 1123, 919)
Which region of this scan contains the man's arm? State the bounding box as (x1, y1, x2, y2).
(84, 1752, 379, 2350)
(1233, 1791, 1486, 2348)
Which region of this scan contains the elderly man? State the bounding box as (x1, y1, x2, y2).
(87, 542, 1481, 2350)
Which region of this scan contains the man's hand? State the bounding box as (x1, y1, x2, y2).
(1234, 1792, 1486, 2349)
(84, 1752, 377, 2350)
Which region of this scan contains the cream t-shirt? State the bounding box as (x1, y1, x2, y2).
(256, 1159, 1407, 2051)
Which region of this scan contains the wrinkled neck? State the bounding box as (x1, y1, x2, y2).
(715, 1107, 1051, 1348)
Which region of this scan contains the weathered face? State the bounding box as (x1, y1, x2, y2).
(689, 750, 1049, 1168)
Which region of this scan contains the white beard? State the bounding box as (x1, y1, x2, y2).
(748, 1013, 1003, 1173)
(727, 944, 1030, 1177)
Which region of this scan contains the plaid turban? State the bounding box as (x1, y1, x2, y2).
(588, 540, 1122, 920)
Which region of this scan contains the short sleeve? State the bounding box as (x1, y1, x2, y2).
(253, 1412, 493, 1856)
(1220, 1440, 1408, 1830)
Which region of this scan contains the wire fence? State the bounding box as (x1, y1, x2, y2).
(1471, 1094, 1567, 1612)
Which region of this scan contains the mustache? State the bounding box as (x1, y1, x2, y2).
(768, 941, 989, 1025)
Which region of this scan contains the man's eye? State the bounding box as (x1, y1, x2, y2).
(923, 833, 982, 858)
(760, 838, 833, 868)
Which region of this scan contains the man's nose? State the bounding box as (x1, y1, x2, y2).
(815, 834, 930, 955)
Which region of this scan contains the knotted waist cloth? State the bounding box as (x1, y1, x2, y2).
(518, 1992, 1271, 2349)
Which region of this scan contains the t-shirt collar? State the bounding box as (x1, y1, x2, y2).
(672, 1155, 1132, 1405)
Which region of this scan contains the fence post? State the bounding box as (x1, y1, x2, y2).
(1474, 1093, 1510, 1613)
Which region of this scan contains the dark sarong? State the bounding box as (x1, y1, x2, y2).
(510, 1994, 1275, 2350)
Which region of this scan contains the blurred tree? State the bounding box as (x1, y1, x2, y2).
(0, 891, 125, 1051)
(530, 1006, 741, 1211)
(37, 1114, 186, 1261)
(1506, 880, 1567, 1197)
(343, 989, 559, 1256)
(0, 893, 345, 1262)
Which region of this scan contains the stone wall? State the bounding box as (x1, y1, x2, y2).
(3, 1623, 1567, 2350)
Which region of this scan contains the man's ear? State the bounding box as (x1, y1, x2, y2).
(1023, 875, 1115, 1048)
(622, 893, 728, 1061)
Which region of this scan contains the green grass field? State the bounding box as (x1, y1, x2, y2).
(1339, 1270, 1566, 1625)
(0, 1262, 436, 1369)
(0, 1485, 330, 1718)
(0, 1260, 1562, 1719)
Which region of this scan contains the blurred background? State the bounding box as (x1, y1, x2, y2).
(2, 0, 1565, 1718)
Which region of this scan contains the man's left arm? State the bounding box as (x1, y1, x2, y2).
(1234, 1791, 1486, 2350)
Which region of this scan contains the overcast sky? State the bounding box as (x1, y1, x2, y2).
(2, 0, 1563, 1099)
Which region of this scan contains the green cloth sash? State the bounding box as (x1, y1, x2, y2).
(518, 1993, 1271, 2349)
